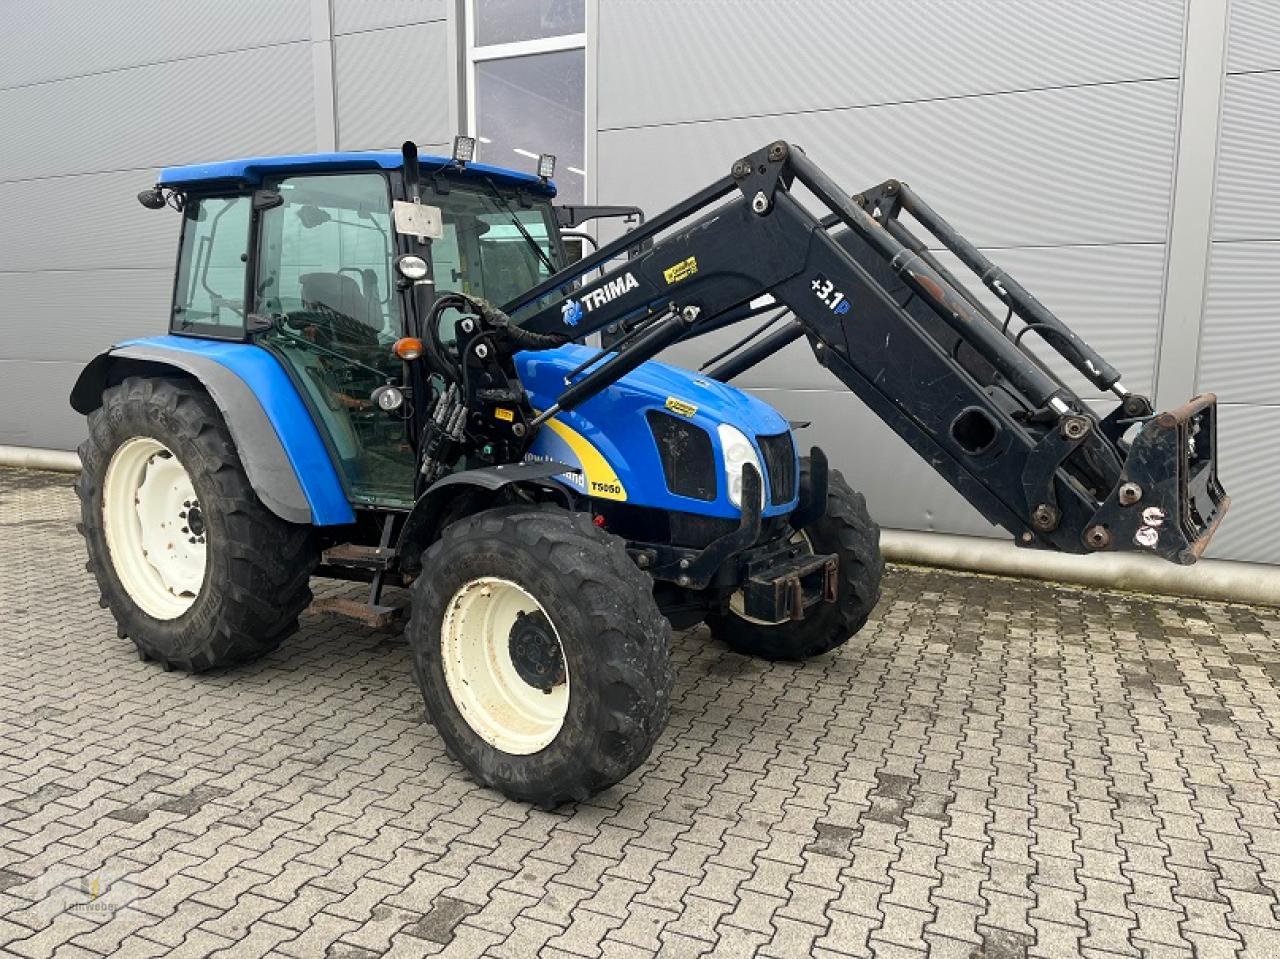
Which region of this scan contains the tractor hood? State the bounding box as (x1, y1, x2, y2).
(515, 344, 796, 519)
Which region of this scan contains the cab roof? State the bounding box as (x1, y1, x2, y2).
(157, 150, 556, 196)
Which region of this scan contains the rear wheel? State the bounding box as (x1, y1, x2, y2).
(76, 376, 316, 671)
(706, 455, 883, 660)
(407, 507, 673, 806)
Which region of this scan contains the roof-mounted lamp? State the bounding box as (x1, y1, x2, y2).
(452, 135, 476, 166)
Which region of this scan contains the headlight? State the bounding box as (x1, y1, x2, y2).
(396, 254, 429, 280)
(717, 424, 763, 508)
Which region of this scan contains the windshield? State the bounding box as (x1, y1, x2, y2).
(430, 186, 560, 308)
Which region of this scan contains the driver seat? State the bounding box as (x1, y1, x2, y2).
(300, 272, 378, 336)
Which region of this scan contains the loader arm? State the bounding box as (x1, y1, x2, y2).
(501, 141, 1227, 565)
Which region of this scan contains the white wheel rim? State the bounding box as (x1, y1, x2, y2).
(440, 577, 570, 755)
(102, 437, 207, 620)
(729, 530, 814, 626)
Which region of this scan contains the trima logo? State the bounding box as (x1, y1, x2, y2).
(561, 299, 584, 327)
(561, 272, 641, 327)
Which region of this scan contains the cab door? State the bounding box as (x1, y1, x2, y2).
(252, 172, 416, 507)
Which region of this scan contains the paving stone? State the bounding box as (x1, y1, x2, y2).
(2, 467, 1279, 959)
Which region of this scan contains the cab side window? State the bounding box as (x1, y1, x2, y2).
(172, 195, 251, 336)
(255, 173, 399, 346)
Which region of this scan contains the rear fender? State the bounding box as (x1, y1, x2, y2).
(70, 335, 354, 527)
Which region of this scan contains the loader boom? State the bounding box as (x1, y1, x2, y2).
(503, 141, 1227, 565)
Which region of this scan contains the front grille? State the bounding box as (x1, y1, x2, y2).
(646, 411, 716, 501)
(757, 432, 797, 504)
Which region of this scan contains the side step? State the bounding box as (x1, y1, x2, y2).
(321, 543, 396, 571)
(314, 522, 403, 629)
(311, 595, 402, 630)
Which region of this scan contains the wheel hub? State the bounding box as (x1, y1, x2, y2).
(184, 505, 205, 540)
(102, 437, 208, 620)
(438, 577, 570, 755)
(508, 611, 567, 693)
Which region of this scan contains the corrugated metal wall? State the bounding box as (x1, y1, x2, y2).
(1, 0, 1273, 564)
(0, 0, 454, 451)
(1197, 0, 1280, 562)
(332, 0, 453, 151)
(0, 1, 312, 450)
(595, 0, 1193, 542)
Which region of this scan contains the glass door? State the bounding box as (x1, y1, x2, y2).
(253, 171, 416, 507)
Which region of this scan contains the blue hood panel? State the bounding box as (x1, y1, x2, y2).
(516, 344, 797, 519)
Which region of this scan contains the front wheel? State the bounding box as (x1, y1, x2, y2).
(407, 507, 673, 807)
(706, 455, 884, 660)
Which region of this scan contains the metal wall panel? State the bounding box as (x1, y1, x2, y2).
(0, 170, 171, 273)
(0, 0, 310, 90)
(1198, 241, 1280, 404)
(1212, 72, 1280, 241)
(0, 360, 89, 449)
(595, 0, 1199, 557)
(334, 22, 452, 149)
(1201, 404, 1280, 564)
(0, 269, 173, 365)
(598, 0, 1184, 130)
(1226, 0, 1280, 73)
(333, 0, 448, 36)
(0, 45, 316, 183)
(596, 81, 1179, 249)
(1196, 6, 1280, 564)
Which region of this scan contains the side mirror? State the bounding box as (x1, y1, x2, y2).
(137, 187, 166, 210)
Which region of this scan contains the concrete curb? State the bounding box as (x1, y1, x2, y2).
(3, 444, 1276, 607)
(0, 445, 81, 472)
(882, 529, 1279, 608)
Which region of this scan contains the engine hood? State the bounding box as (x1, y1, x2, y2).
(514, 344, 795, 519)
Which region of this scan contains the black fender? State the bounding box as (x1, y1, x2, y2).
(396, 460, 579, 572)
(70, 343, 338, 526)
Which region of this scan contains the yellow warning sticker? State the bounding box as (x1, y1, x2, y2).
(665, 397, 698, 418)
(494, 407, 515, 422)
(663, 256, 698, 285)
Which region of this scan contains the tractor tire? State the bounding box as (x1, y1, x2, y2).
(76, 376, 316, 671)
(407, 506, 673, 807)
(707, 456, 883, 660)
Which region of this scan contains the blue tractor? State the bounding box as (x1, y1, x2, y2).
(72, 138, 1227, 804)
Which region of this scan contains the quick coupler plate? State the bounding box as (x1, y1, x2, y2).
(1088, 393, 1229, 565)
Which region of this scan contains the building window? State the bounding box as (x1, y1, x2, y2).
(467, 0, 586, 205)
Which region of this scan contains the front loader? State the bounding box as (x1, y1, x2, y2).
(71, 138, 1227, 805)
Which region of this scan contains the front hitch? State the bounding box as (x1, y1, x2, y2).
(1087, 393, 1229, 565)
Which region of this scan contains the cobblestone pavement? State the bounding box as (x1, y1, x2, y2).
(2, 465, 1280, 958)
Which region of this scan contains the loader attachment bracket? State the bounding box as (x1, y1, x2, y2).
(1087, 394, 1229, 564)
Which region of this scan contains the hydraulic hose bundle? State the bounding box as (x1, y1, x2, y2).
(416, 293, 568, 483)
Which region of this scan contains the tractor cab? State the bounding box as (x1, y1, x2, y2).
(149, 145, 565, 508)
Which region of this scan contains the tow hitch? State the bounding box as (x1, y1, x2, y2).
(740, 550, 839, 622)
